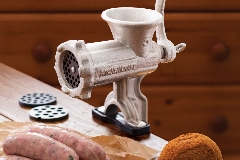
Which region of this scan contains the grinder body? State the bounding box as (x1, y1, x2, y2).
(54, 5, 185, 136)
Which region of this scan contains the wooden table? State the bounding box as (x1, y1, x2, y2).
(0, 62, 167, 153)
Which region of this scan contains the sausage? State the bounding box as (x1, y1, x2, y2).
(26, 124, 107, 160)
(3, 132, 79, 160)
(0, 155, 33, 160)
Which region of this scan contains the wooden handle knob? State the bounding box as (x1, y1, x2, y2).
(210, 42, 230, 62)
(210, 116, 228, 133)
(32, 44, 51, 62)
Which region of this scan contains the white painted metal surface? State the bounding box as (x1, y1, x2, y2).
(55, 0, 186, 128)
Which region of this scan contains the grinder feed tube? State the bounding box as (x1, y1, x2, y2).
(55, 0, 185, 136)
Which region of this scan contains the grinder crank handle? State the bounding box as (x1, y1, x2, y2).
(155, 0, 186, 62)
(175, 43, 186, 53)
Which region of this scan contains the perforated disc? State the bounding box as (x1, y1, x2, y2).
(19, 93, 57, 108)
(63, 51, 80, 88)
(29, 105, 69, 122)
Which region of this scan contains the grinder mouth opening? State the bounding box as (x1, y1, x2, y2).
(61, 50, 80, 89)
(101, 7, 162, 26)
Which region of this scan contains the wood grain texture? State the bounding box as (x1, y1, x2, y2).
(0, 1, 239, 159)
(0, 0, 239, 12)
(148, 13, 240, 85)
(0, 13, 108, 86)
(0, 115, 10, 122)
(0, 13, 240, 85)
(81, 84, 240, 154)
(224, 154, 240, 160)
(0, 63, 167, 152)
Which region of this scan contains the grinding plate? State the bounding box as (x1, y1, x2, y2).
(63, 51, 80, 88)
(29, 105, 69, 122)
(19, 93, 57, 107)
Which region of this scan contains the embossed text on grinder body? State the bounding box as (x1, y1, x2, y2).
(100, 64, 136, 76)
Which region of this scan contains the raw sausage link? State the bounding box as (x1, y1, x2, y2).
(26, 124, 107, 160)
(0, 155, 33, 160)
(3, 132, 79, 160)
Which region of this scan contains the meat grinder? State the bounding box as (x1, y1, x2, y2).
(54, 0, 186, 136)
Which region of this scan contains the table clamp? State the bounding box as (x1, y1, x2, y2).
(54, 0, 186, 136)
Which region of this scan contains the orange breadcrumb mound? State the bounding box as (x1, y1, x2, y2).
(158, 133, 223, 160)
